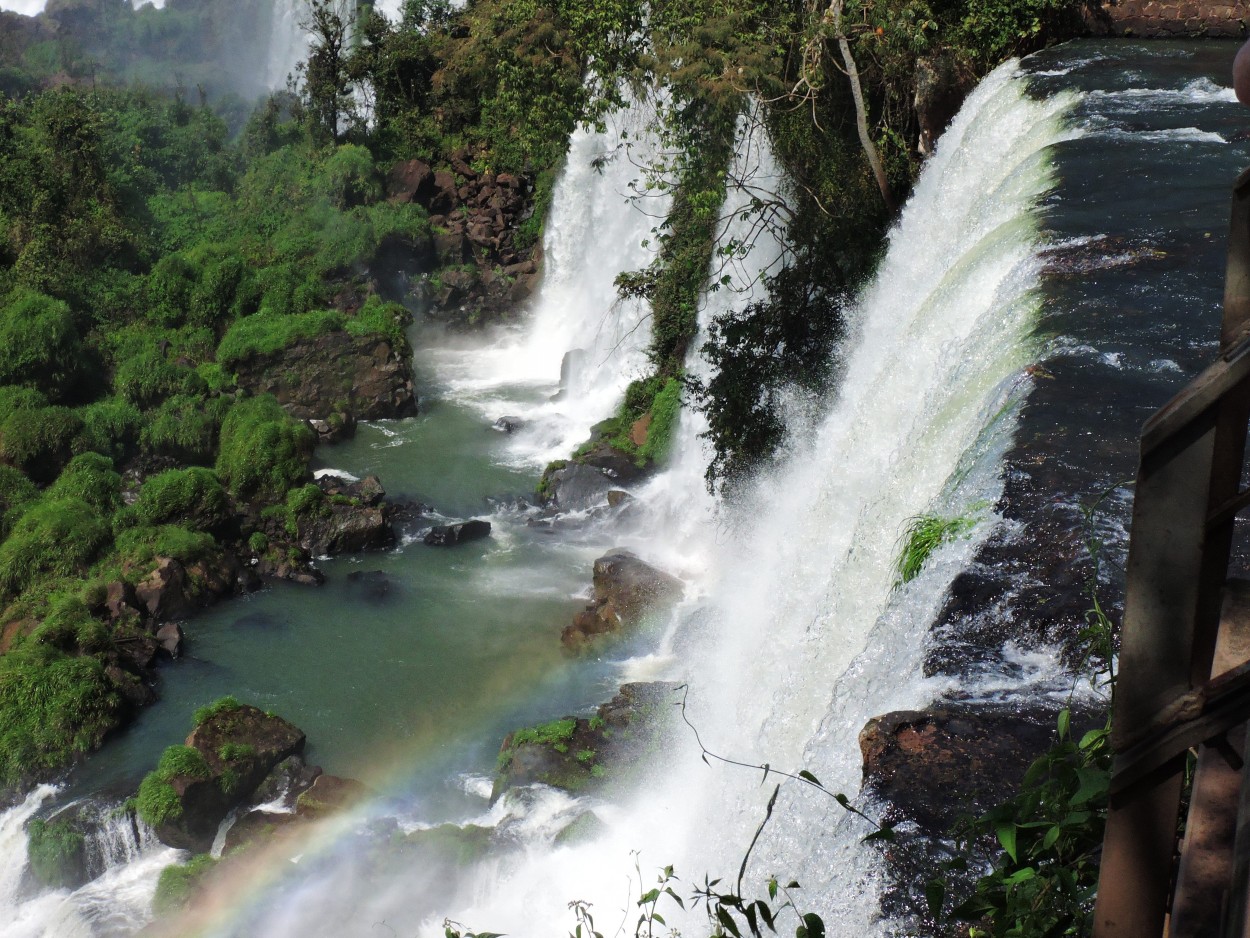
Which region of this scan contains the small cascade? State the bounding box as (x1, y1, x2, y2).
(265, 0, 310, 91)
(0, 792, 180, 938)
(423, 99, 670, 469)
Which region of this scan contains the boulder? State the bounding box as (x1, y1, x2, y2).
(155, 623, 183, 658)
(344, 569, 397, 604)
(247, 754, 322, 809)
(104, 580, 140, 621)
(148, 704, 306, 852)
(859, 705, 1064, 832)
(492, 415, 524, 434)
(135, 558, 193, 621)
(541, 462, 613, 511)
(295, 774, 370, 819)
(308, 412, 357, 444)
(493, 682, 680, 801)
(232, 331, 417, 426)
(424, 519, 491, 546)
(316, 473, 385, 507)
(562, 550, 683, 649)
(430, 170, 459, 215)
(298, 503, 394, 555)
(386, 159, 434, 204)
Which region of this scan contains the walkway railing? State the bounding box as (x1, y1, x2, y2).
(1094, 168, 1250, 937)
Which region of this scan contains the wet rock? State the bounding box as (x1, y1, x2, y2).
(106, 663, 155, 711)
(316, 473, 385, 507)
(423, 519, 491, 546)
(295, 774, 370, 819)
(247, 754, 322, 810)
(562, 550, 683, 649)
(541, 462, 614, 511)
(135, 558, 193, 622)
(307, 412, 357, 444)
(859, 705, 1063, 832)
(148, 704, 306, 852)
(492, 682, 680, 801)
(232, 331, 417, 427)
(344, 569, 396, 604)
(221, 809, 303, 856)
(112, 623, 159, 671)
(492, 415, 524, 433)
(606, 490, 633, 508)
(297, 502, 394, 555)
(155, 623, 183, 658)
(914, 55, 970, 157)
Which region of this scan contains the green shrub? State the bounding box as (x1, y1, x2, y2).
(141, 394, 231, 463)
(132, 467, 231, 531)
(346, 294, 412, 349)
(45, 453, 123, 516)
(152, 854, 217, 915)
(0, 287, 83, 400)
(0, 386, 48, 421)
(0, 498, 111, 596)
(114, 350, 199, 409)
(247, 531, 268, 553)
(193, 695, 242, 726)
(0, 406, 85, 483)
(29, 595, 109, 655)
(638, 376, 683, 466)
(136, 744, 213, 829)
(114, 524, 217, 568)
(215, 395, 314, 501)
(317, 143, 382, 208)
(217, 742, 254, 761)
(78, 396, 144, 461)
(215, 309, 345, 366)
(26, 817, 87, 889)
(195, 362, 233, 394)
(0, 643, 121, 785)
(145, 253, 197, 328)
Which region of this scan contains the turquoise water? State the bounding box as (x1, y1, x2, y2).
(69, 329, 630, 821)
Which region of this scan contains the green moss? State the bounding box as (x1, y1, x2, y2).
(113, 525, 217, 568)
(77, 396, 144, 461)
(0, 498, 111, 597)
(152, 854, 217, 916)
(26, 817, 87, 889)
(0, 287, 83, 400)
(136, 744, 213, 829)
(638, 377, 683, 466)
(0, 406, 86, 484)
(131, 467, 231, 531)
(498, 716, 578, 770)
(141, 393, 232, 463)
(215, 309, 345, 366)
(193, 695, 242, 726)
(114, 350, 201, 409)
(217, 742, 254, 761)
(215, 395, 315, 501)
(895, 512, 980, 585)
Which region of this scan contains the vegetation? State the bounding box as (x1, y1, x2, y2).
(193, 695, 243, 727)
(895, 512, 980, 584)
(26, 816, 87, 889)
(153, 854, 218, 916)
(136, 744, 212, 828)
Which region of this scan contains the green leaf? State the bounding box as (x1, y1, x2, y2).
(1042, 825, 1061, 850)
(798, 770, 823, 788)
(798, 913, 825, 938)
(1057, 708, 1070, 741)
(925, 880, 945, 921)
(996, 821, 1018, 862)
(768, 878, 778, 900)
(1070, 767, 1109, 806)
(717, 906, 743, 937)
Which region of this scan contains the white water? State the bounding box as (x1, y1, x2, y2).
(265, 0, 310, 91)
(0, 788, 181, 937)
(407, 59, 1080, 935)
(422, 100, 669, 470)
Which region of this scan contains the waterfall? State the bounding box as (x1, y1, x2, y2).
(422, 99, 669, 470)
(412, 58, 1079, 935)
(0, 790, 182, 937)
(265, 0, 310, 91)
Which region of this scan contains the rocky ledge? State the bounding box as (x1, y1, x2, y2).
(492, 682, 681, 802)
(232, 331, 417, 443)
(562, 549, 683, 649)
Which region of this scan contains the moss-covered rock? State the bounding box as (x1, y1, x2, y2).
(492, 682, 680, 801)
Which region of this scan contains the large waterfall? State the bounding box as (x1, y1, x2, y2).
(4, 33, 1247, 938)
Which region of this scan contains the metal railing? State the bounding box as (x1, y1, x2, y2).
(1093, 168, 1250, 937)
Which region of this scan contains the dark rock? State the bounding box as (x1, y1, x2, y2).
(112, 624, 159, 671)
(308, 412, 357, 444)
(578, 442, 649, 484)
(104, 580, 140, 621)
(106, 664, 155, 710)
(232, 331, 417, 425)
(149, 704, 306, 852)
(423, 519, 491, 546)
(562, 550, 683, 649)
(859, 705, 1063, 832)
(222, 808, 303, 856)
(430, 170, 459, 215)
(316, 473, 385, 507)
(492, 416, 524, 433)
(541, 462, 614, 511)
(344, 569, 396, 604)
(914, 56, 970, 157)
(492, 682, 680, 801)
(386, 159, 434, 204)
(248, 754, 322, 809)
(606, 490, 633, 508)
(295, 774, 370, 819)
(297, 502, 394, 555)
(155, 623, 183, 658)
(135, 558, 193, 622)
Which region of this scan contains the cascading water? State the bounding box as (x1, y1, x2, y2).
(407, 58, 1079, 936)
(0, 789, 180, 937)
(265, 0, 310, 91)
(420, 99, 670, 470)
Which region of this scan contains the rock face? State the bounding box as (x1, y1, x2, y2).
(914, 56, 971, 157)
(133, 553, 245, 623)
(423, 519, 491, 546)
(493, 682, 680, 801)
(232, 331, 417, 432)
(1085, 0, 1248, 36)
(150, 705, 306, 851)
(388, 148, 541, 325)
(562, 550, 683, 649)
(295, 774, 370, 818)
(295, 474, 396, 555)
(859, 705, 1062, 832)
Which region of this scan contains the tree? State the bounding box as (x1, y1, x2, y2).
(299, 0, 352, 145)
